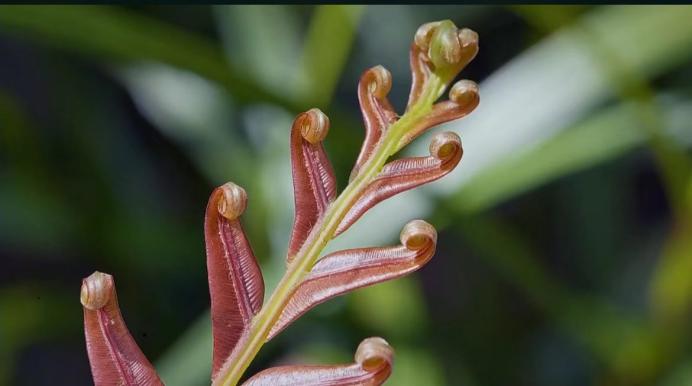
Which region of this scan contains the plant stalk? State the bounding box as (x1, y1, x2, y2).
(214, 76, 444, 386)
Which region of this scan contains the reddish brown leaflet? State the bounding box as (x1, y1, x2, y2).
(243, 338, 393, 386)
(336, 131, 462, 236)
(81, 272, 163, 386)
(287, 109, 337, 261)
(350, 66, 398, 182)
(205, 183, 264, 378)
(399, 80, 479, 150)
(269, 220, 436, 339)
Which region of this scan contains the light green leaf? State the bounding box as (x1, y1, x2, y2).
(452, 102, 646, 213)
(213, 5, 303, 99)
(297, 5, 364, 107)
(157, 311, 212, 386)
(349, 277, 428, 339)
(0, 5, 295, 109)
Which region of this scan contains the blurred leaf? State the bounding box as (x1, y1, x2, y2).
(117, 63, 245, 183)
(581, 17, 692, 216)
(580, 6, 692, 78)
(386, 346, 447, 386)
(577, 8, 692, 332)
(156, 311, 212, 386)
(0, 176, 77, 252)
(451, 98, 692, 213)
(0, 5, 297, 110)
(454, 215, 667, 382)
(298, 5, 364, 107)
(290, 342, 352, 365)
(649, 220, 692, 324)
(348, 277, 427, 339)
(661, 359, 692, 386)
(0, 92, 77, 251)
(0, 285, 76, 385)
(511, 5, 588, 32)
(214, 5, 303, 99)
(428, 5, 692, 195)
(0, 90, 34, 164)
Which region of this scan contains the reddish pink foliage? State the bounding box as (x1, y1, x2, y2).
(205, 183, 264, 378)
(350, 66, 398, 182)
(336, 131, 462, 236)
(269, 220, 436, 340)
(243, 337, 393, 386)
(287, 109, 337, 261)
(81, 272, 163, 386)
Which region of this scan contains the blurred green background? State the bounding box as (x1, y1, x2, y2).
(1, 5, 692, 386)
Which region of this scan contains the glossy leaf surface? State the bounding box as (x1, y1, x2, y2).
(350, 66, 398, 182)
(205, 182, 264, 378)
(269, 220, 436, 339)
(243, 337, 394, 386)
(287, 108, 337, 261)
(399, 80, 479, 150)
(407, 25, 434, 110)
(336, 132, 462, 236)
(81, 271, 163, 386)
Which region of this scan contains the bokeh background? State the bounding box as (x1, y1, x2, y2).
(1, 5, 692, 386)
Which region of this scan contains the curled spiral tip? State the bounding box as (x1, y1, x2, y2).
(355, 337, 394, 371)
(367, 65, 392, 98)
(414, 21, 440, 52)
(449, 79, 480, 109)
(436, 24, 463, 66)
(400, 219, 437, 251)
(458, 28, 479, 48)
(415, 20, 479, 73)
(80, 271, 113, 310)
(429, 131, 462, 161)
(301, 108, 330, 144)
(218, 182, 247, 220)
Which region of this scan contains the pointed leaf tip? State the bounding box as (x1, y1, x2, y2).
(287, 109, 337, 261)
(269, 220, 437, 340)
(243, 337, 394, 386)
(81, 272, 163, 386)
(205, 183, 264, 379)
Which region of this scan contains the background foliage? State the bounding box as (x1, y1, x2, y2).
(1, 5, 692, 386)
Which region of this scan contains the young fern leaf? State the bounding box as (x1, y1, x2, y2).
(335, 132, 462, 236)
(287, 108, 337, 261)
(205, 183, 265, 378)
(243, 337, 393, 386)
(269, 220, 436, 339)
(81, 271, 163, 386)
(411, 21, 478, 97)
(402, 21, 478, 150)
(350, 66, 398, 182)
(81, 19, 480, 386)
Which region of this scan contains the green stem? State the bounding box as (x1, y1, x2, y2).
(214, 75, 444, 386)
